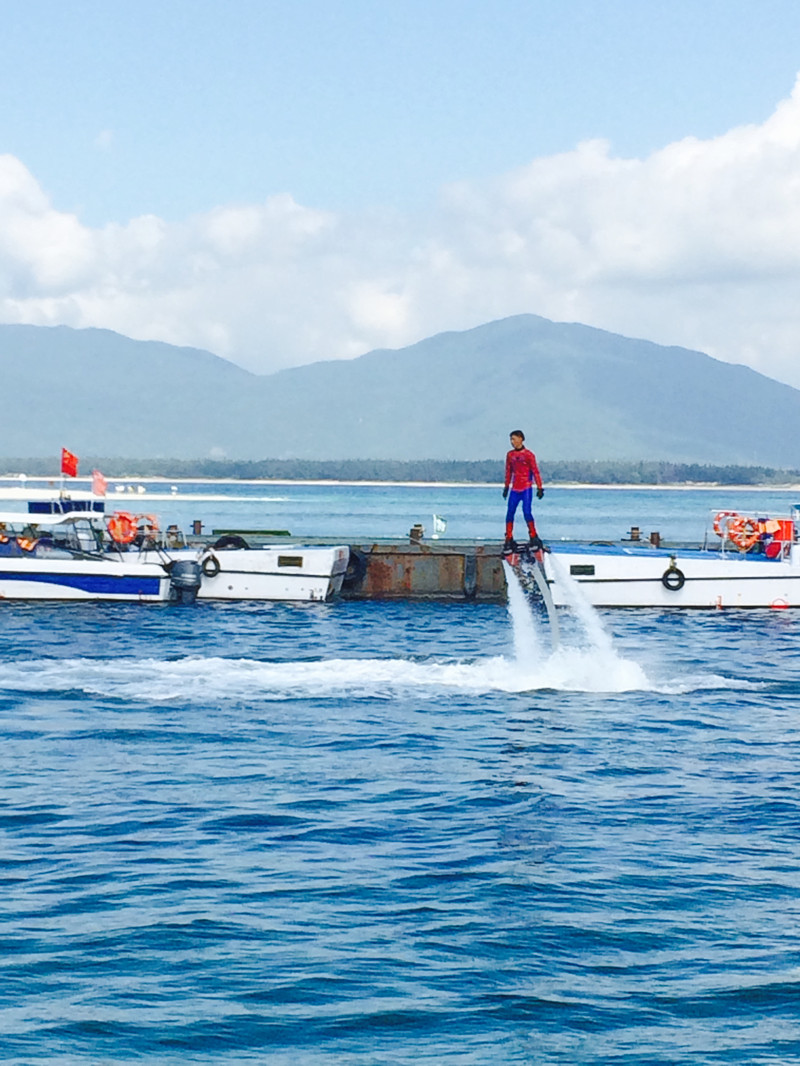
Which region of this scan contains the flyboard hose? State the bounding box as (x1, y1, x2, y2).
(509, 549, 560, 650)
(529, 555, 560, 649)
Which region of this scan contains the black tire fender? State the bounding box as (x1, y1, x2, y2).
(213, 534, 250, 550)
(661, 565, 685, 591)
(342, 547, 368, 589)
(202, 553, 221, 578)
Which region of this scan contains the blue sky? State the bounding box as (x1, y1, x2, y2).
(3, 1, 800, 384)
(4, 0, 797, 222)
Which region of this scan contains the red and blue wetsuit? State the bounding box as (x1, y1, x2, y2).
(504, 446, 543, 542)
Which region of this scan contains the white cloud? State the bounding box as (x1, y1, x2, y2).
(0, 155, 95, 292)
(4, 78, 800, 385)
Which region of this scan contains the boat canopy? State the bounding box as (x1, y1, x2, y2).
(0, 512, 104, 528)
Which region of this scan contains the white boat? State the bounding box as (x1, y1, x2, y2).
(0, 513, 172, 601)
(142, 540, 350, 603)
(0, 511, 350, 603)
(534, 509, 800, 609)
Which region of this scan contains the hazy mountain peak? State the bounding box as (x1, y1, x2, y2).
(2, 317, 799, 464)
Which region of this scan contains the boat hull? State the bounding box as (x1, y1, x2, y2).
(546, 545, 800, 608)
(0, 557, 170, 601)
(152, 545, 351, 602)
(0, 545, 350, 604)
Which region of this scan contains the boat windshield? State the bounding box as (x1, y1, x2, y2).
(0, 514, 105, 557)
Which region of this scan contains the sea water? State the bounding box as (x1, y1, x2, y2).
(4, 477, 800, 542)
(2, 484, 800, 1063)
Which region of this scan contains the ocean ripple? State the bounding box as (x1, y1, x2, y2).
(0, 599, 799, 1063)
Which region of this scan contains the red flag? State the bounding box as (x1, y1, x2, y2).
(92, 469, 107, 497)
(61, 448, 79, 478)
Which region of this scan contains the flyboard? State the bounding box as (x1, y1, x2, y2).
(503, 543, 561, 649)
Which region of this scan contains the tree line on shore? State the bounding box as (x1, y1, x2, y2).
(1, 457, 799, 485)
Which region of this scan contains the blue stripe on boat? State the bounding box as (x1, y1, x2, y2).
(0, 571, 163, 595)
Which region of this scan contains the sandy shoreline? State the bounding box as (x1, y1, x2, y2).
(0, 476, 799, 491)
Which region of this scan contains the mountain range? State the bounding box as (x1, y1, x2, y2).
(3, 315, 800, 465)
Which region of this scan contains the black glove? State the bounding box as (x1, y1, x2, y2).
(536, 487, 544, 499)
(502, 487, 509, 499)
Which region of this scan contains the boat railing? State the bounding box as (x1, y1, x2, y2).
(706, 509, 797, 560)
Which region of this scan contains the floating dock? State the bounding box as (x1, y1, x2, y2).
(204, 527, 668, 602)
(207, 524, 510, 601)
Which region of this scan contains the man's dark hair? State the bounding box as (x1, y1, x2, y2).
(510, 429, 525, 440)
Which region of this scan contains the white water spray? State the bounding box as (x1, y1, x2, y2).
(503, 560, 543, 661)
(548, 554, 615, 656)
(0, 647, 742, 702)
(501, 555, 651, 691)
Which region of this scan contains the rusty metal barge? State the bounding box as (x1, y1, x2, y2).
(339, 539, 507, 601)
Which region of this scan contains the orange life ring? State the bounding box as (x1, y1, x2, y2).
(728, 515, 761, 552)
(107, 511, 137, 544)
(16, 537, 37, 552)
(713, 510, 740, 539)
(134, 514, 159, 539)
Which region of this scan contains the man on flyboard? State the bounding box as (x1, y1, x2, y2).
(502, 429, 545, 555)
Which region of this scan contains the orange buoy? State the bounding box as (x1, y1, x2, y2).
(713, 511, 740, 539)
(107, 511, 138, 545)
(134, 514, 159, 540)
(728, 516, 761, 552)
